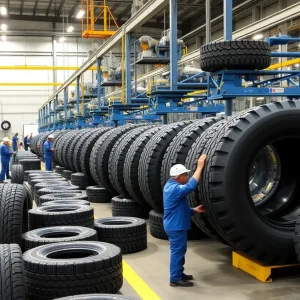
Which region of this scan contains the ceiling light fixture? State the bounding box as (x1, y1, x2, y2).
(59, 37, 66, 43)
(253, 33, 264, 40)
(67, 25, 74, 33)
(1, 24, 7, 31)
(76, 10, 85, 19)
(0, 6, 7, 15)
(1, 34, 7, 41)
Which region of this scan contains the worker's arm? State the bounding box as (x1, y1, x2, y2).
(2, 146, 13, 156)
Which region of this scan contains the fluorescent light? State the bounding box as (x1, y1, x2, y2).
(295, 63, 299, 67)
(0, 6, 7, 15)
(0, 24, 7, 31)
(76, 10, 85, 19)
(59, 37, 66, 43)
(253, 33, 264, 40)
(67, 25, 74, 33)
(1, 35, 7, 41)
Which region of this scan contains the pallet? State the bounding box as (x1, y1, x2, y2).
(232, 251, 299, 282)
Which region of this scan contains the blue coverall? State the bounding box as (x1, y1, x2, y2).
(44, 140, 53, 171)
(12, 135, 18, 151)
(163, 177, 197, 283)
(24, 136, 28, 151)
(0, 144, 13, 181)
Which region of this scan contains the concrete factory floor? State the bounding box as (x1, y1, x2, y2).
(92, 202, 300, 300)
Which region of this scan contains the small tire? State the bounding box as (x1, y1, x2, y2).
(94, 217, 147, 254)
(28, 205, 94, 230)
(11, 164, 24, 184)
(63, 170, 73, 180)
(23, 242, 123, 299)
(24, 182, 33, 209)
(1, 120, 11, 130)
(41, 200, 90, 206)
(71, 173, 95, 190)
(19, 159, 41, 172)
(0, 244, 25, 299)
(53, 294, 139, 300)
(200, 40, 271, 72)
(22, 226, 98, 251)
(39, 193, 88, 206)
(86, 186, 111, 203)
(55, 166, 65, 175)
(112, 196, 149, 218)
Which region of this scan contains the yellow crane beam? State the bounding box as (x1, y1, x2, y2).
(0, 66, 103, 71)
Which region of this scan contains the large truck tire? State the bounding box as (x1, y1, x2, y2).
(197, 101, 300, 265)
(200, 40, 271, 72)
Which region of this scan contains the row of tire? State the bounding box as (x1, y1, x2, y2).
(33, 100, 300, 266)
(1, 166, 146, 299)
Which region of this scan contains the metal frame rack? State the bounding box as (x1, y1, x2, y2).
(38, 0, 300, 132)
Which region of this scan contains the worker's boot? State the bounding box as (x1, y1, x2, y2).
(182, 273, 194, 280)
(170, 279, 194, 287)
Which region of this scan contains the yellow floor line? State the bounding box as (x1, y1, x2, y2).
(122, 260, 161, 300)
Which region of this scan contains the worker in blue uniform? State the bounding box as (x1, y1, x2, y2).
(0, 137, 15, 183)
(43, 134, 55, 171)
(11, 132, 18, 165)
(163, 154, 207, 287)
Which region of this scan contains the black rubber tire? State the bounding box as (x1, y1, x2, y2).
(71, 173, 95, 190)
(111, 196, 149, 218)
(24, 170, 51, 181)
(39, 193, 88, 206)
(41, 200, 90, 206)
(185, 119, 229, 243)
(198, 100, 300, 265)
(52, 131, 70, 165)
(149, 210, 168, 240)
(55, 166, 65, 175)
(0, 184, 28, 246)
(11, 164, 24, 184)
(28, 205, 94, 230)
(72, 129, 100, 172)
(200, 40, 271, 72)
(86, 186, 111, 203)
(19, 159, 41, 172)
(22, 226, 98, 251)
(23, 242, 123, 299)
(30, 177, 66, 197)
(56, 132, 75, 167)
(90, 125, 138, 194)
(29, 175, 63, 186)
(109, 125, 154, 197)
(161, 117, 221, 186)
(124, 127, 163, 209)
(1, 120, 11, 130)
(24, 182, 33, 210)
(80, 128, 112, 175)
(0, 244, 25, 299)
(53, 295, 138, 300)
(61, 130, 81, 168)
(63, 169, 74, 180)
(94, 217, 147, 254)
(294, 216, 300, 263)
(149, 210, 207, 241)
(139, 121, 192, 211)
(34, 182, 71, 205)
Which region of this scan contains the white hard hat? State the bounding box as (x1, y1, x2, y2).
(48, 134, 54, 139)
(2, 137, 10, 142)
(170, 164, 191, 177)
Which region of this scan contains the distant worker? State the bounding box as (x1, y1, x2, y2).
(44, 134, 55, 171)
(24, 135, 29, 151)
(0, 137, 15, 183)
(11, 132, 18, 164)
(27, 133, 33, 149)
(163, 154, 207, 287)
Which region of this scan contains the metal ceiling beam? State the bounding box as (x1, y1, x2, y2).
(68, 3, 78, 20)
(40, 0, 169, 109)
(110, 3, 119, 14)
(56, 0, 67, 17)
(33, 0, 39, 16)
(117, 5, 131, 22)
(46, 0, 54, 17)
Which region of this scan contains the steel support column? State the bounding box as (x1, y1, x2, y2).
(224, 0, 233, 116)
(76, 77, 80, 115)
(64, 88, 68, 116)
(206, 0, 211, 43)
(170, 0, 178, 91)
(97, 58, 102, 111)
(125, 33, 132, 103)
